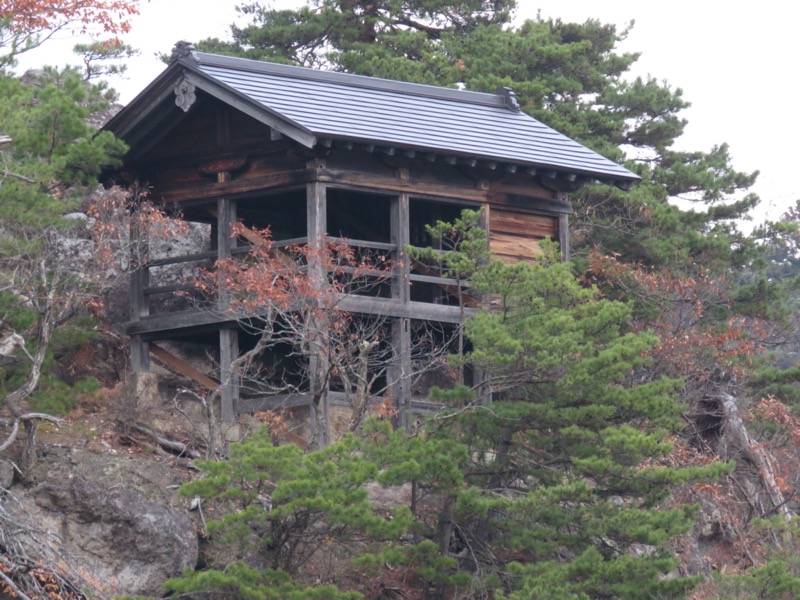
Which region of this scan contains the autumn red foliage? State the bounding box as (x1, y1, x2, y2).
(585, 251, 762, 387)
(0, 0, 139, 36)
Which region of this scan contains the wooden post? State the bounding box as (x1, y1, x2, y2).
(219, 327, 239, 422)
(307, 170, 330, 447)
(389, 193, 412, 431)
(391, 318, 412, 431)
(391, 193, 411, 304)
(557, 192, 570, 261)
(217, 195, 238, 421)
(473, 366, 492, 405)
(217, 195, 236, 305)
(471, 204, 491, 402)
(129, 216, 149, 371)
(130, 335, 149, 372)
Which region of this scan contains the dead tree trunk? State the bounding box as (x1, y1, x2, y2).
(715, 393, 793, 524)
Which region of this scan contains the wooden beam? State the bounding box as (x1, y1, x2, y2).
(127, 309, 233, 336)
(198, 158, 248, 176)
(240, 390, 444, 417)
(157, 170, 312, 204)
(149, 343, 219, 390)
(410, 259, 479, 307)
(337, 295, 470, 323)
(316, 168, 488, 203)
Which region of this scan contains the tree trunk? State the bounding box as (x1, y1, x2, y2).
(716, 393, 792, 524)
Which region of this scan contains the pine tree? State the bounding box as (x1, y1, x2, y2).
(430, 245, 729, 598)
(0, 66, 126, 461)
(165, 429, 413, 598)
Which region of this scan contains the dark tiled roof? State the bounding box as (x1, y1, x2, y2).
(193, 53, 637, 184)
(104, 50, 639, 186)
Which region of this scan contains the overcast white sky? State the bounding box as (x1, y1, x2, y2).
(14, 1, 800, 224)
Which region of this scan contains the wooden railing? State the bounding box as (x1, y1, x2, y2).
(131, 236, 471, 323)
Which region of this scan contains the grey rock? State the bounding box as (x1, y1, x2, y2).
(31, 477, 197, 594)
(7, 449, 198, 596)
(0, 459, 14, 489)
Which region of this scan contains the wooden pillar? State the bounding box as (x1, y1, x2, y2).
(558, 213, 570, 262)
(219, 327, 239, 422)
(130, 336, 149, 372)
(307, 171, 330, 447)
(557, 193, 570, 262)
(217, 195, 238, 421)
(390, 318, 412, 431)
(390, 193, 411, 303)
(389, 193, 412, 431)
(129, 216, 149, 371)
(473, 366, 492, 405)
(469, 203, 492, 402)
(216, 196, 236, 266)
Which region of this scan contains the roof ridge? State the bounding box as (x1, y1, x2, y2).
(192, 51, 508, 109)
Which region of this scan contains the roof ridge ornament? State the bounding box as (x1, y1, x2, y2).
(170, 41, 197, 63)
(496, 86, 521, 112)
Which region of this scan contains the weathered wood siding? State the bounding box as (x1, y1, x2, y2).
(489, 207, 557, 263)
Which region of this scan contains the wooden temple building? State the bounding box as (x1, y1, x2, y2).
(102, 43, 639, 435)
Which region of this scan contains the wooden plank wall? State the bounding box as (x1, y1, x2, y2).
(489, 207, 557, 264)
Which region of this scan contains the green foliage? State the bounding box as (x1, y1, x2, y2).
(73, 38, 139, 84)
(165, 562, 362, 599)
(498, 546, 698, 600)
(0, 66, 126, 422)
(407, 207, 489, 286)
(407, 208, 489, 381)
(444, 252, 728, 597)
(1, 317, 101, 415)
(710, 518, 800, 599)
(169, 430, 413, 596)
(199, 0, 514, 76)
(356, 247, 728, 598)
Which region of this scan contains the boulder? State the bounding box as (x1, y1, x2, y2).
(6, 447, 198, 596)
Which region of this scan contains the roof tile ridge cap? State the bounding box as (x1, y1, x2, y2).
(193, 51, 511, 108)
